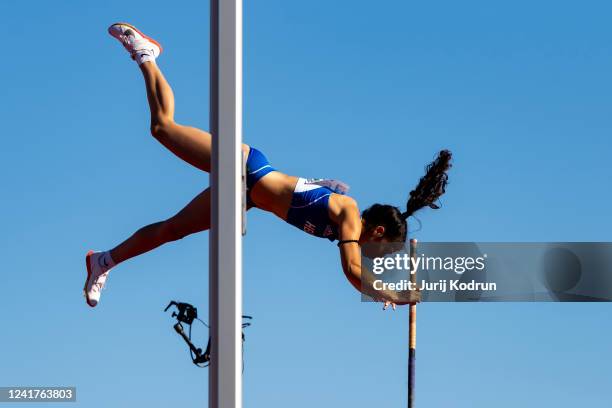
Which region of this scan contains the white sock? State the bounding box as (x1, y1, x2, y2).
(98, 251, 116, 271)
(135, 50, 156, 66)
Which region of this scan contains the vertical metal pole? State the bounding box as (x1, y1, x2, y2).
(209, 0, 243, 407)
(408, 239, 417, 408)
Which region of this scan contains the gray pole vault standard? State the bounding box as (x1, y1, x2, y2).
(209, 0, 243, 407)
(408, 239, 417, 408)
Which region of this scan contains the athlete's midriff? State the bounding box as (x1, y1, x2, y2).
(250, 171, 298, 220)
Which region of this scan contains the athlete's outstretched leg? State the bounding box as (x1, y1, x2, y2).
(110, 188, 211, 264)
(84, 188, 210, 307)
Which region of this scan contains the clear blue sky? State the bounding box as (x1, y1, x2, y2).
(1, 0, 611, 407)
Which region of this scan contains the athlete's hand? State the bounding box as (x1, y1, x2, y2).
(382, 289, 421, 310)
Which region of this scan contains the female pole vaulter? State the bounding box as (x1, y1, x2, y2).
(84, 23, 452, 310)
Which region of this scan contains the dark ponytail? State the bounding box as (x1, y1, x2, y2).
(402, 149, 452, 219)
(361, 149, 452, 243)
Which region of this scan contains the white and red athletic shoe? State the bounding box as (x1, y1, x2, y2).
(84, 251, 112, 307)
(108, 22, 162, 64)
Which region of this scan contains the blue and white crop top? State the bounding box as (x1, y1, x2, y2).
(285, 178, 350, 241)
(245, 147, 350, 241)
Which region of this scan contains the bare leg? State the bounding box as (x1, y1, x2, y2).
(139, 61, 249, 171)
(109, 188, 211, 264)
(104, 63, 251, 266)
(140, 62, 215, 171)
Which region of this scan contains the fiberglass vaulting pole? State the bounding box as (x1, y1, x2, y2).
(408, 239, 417, 408)
(209, 0, 243, 407)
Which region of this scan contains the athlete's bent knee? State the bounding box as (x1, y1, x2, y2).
(150, 117, 174, 140)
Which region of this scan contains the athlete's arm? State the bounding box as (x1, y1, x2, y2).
(329, 194, 403, 305)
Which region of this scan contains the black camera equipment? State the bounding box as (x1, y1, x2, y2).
(164, 300, 252, 368)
